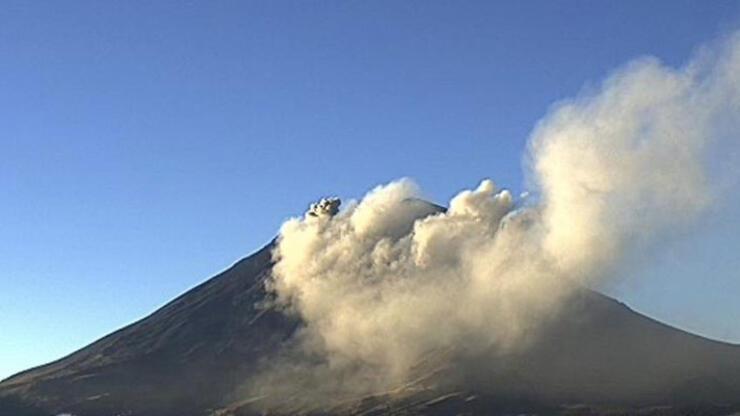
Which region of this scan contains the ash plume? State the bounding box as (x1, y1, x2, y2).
(247, 32, 740, 409)
(307, 197, 341, 218)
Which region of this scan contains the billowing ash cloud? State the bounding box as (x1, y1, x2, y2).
(249, 32, 740, 408)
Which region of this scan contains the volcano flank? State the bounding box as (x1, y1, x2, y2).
(2, 203, 740, 416)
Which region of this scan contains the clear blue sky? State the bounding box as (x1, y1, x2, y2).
(2, 1, 740, 380)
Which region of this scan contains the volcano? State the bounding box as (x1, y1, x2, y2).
(2, 212, 740, 416)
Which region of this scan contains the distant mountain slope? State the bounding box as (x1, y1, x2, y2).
(2, 236, 740, 416)
(0, 242, 293, 416)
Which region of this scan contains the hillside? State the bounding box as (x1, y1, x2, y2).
(2, 240, 740, 416)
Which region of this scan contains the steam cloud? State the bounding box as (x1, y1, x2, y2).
(250, 33, 740, 408)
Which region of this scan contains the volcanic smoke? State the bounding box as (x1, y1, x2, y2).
(249, 32, 740, 408)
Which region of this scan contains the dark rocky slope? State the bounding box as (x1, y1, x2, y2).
(2, 239, 740, 416)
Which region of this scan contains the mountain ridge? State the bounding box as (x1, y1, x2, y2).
(3, 236, 740, 416)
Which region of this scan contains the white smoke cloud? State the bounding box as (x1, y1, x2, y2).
(251, 32, 740, 408)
